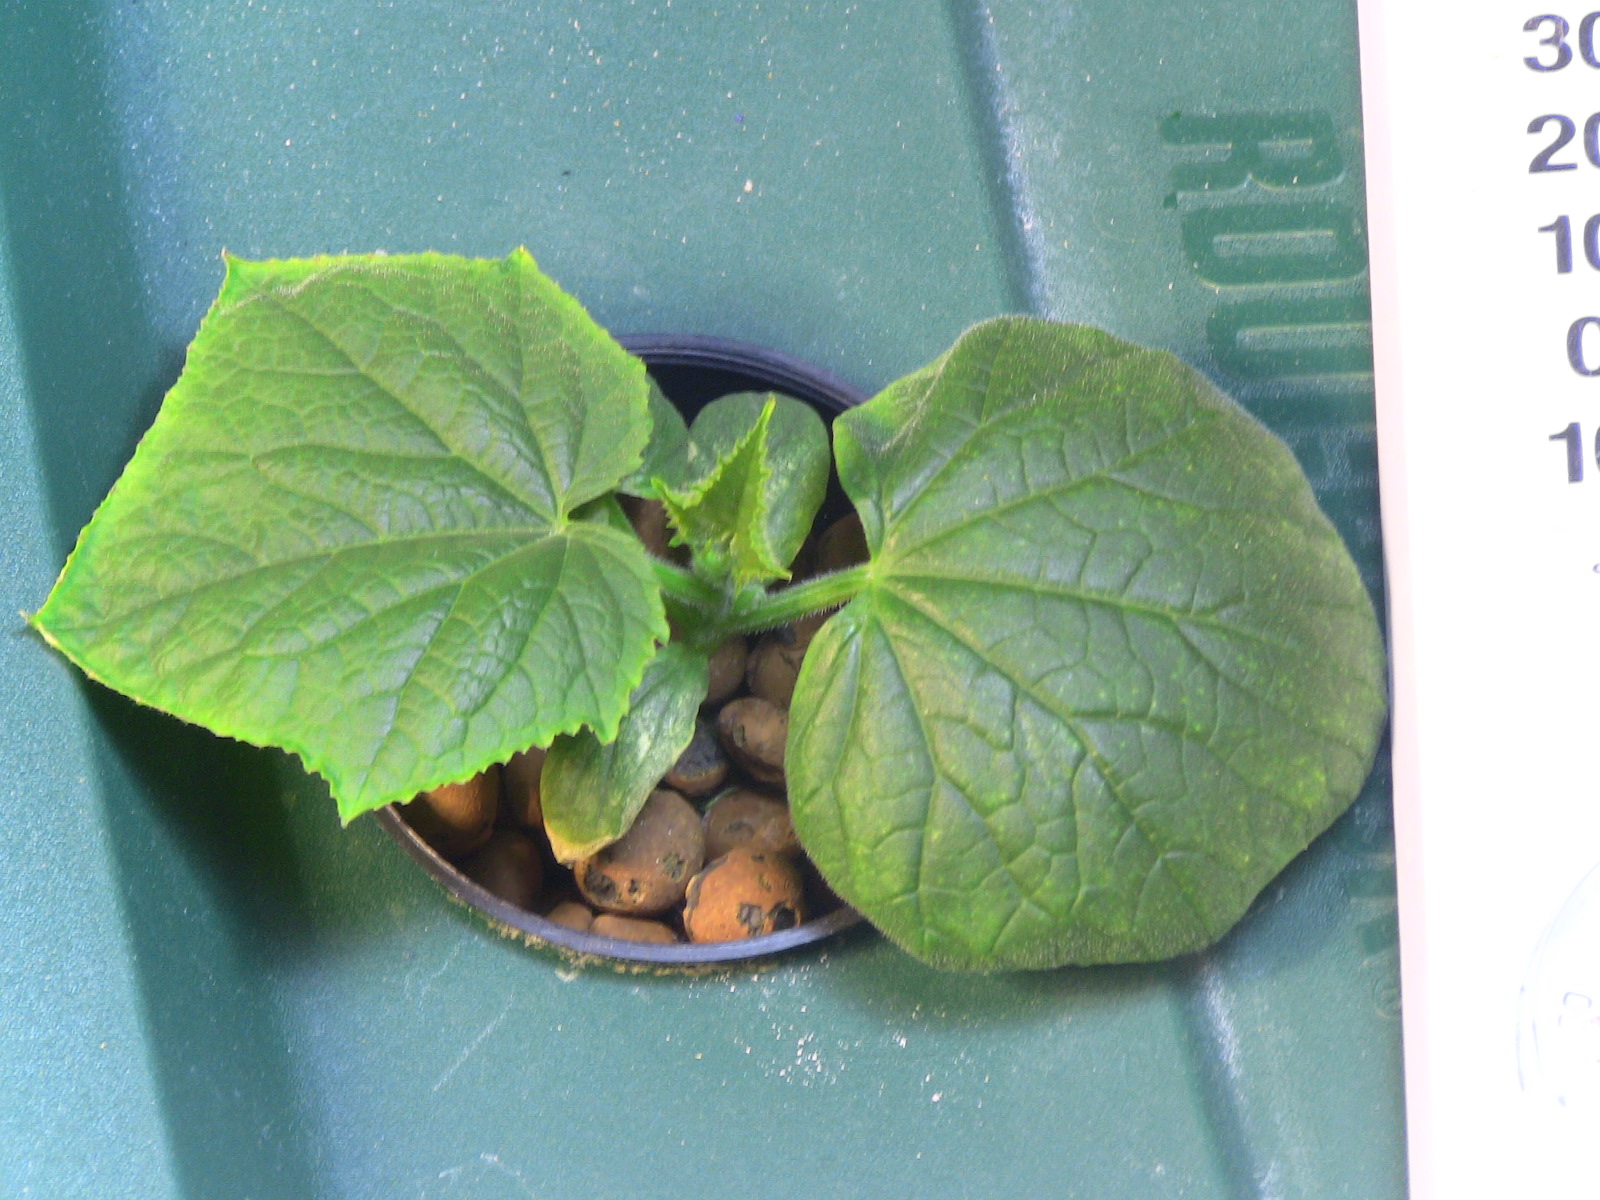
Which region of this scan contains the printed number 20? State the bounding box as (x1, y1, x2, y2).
(1527, 114, 1600, 172)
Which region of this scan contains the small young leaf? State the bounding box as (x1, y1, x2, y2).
(541, 641, 710, 862)
(788, 316, 1388, 970)
(685, 392, 830, 572)
(31, 251, 666, 823)
(657, 399, 785, 588)
(657, 393, 830, 589)
(618, 379, 691, 499)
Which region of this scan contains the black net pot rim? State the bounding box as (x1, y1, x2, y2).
(377, 331, 869, 968)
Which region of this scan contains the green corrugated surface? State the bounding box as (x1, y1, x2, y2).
(0, 3, 1401, 1197)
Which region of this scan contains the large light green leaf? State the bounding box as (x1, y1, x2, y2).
(541, 641, 709, 862)
(787, 316, 1388, 970)
(31, 250, 666, 823)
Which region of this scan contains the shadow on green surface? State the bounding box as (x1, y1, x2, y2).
(944, 0, 1037, 315)
(0, 6, 325, 1195)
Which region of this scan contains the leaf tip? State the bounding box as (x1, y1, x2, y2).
(24, 603, 66, 650)
(333, 784, 384, 827)
(217, 251, 271, 303)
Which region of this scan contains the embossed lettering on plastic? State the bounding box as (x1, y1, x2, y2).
(1162, 109, 1372, 382)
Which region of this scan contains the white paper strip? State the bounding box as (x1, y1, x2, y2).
(1358, 2, 1600, 1194)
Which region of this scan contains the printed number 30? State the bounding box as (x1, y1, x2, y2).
(1525, 13, 1600, 71)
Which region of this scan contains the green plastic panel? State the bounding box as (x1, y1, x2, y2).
(0, 3, 1399, 1197)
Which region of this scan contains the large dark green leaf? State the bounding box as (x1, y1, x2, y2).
(31, 251, 665, 822)
(787, 316, 1387, 969)
(541, 641, 709, 862)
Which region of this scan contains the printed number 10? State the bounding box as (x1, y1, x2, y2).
(1538, 215, 1600, 272)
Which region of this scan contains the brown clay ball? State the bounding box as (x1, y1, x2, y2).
(459, 829, 544, 910)
(747, 610, 834, 707)
(815, 512, 869, 573)
(544, 900, 595, 933)
(745, 635, 805, 709)
(663, 720, 730, 797)
(703, 789, 800, 860)
(500, 746, 546, 829)
(683, 849, 806, 943)
(575, 789, 705, 916)
(791, 610, 833, 649)
(590, 914, 680, 944)
(716, 697, 788, 786)
(704, 635, 749, 707)
(618, 495, 675, 560)
(402, 767, 500, 857)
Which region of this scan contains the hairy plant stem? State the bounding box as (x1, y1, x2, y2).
(650, 558, 722, 613)
(650, 560, 869, 643)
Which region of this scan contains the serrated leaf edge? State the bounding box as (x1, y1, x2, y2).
(33, 523, 667, 826)
(657, 398, 788, 588)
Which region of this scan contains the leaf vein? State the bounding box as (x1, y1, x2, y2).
(876, 586, 1217, 941)
(884, 568, 1303, 656)
(260, 294, 554, 516)
(61, 528, 545, 633)
(886, 336, 1143, 531)
(362, 536, 572, 789)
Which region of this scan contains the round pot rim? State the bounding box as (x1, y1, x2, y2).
(377, 806, 864, 967)
(616, 332, 866, 412)
(378, 331, 869, 968)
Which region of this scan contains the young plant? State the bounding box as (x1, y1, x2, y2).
(29, 250, 1387, 971)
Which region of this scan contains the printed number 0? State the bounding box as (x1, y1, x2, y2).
(1568, 317, 1600, 375)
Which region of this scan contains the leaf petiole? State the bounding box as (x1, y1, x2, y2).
(648, 557, 868, 643)
(728, 565, 868, 635)
(650, 558, 723, 614)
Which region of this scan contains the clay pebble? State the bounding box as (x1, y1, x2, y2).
(591, 914, 680, 944)
(663, 720, 730, 797)
(575, 789, 705, 916)
(704, 636, 749, 707)
(683, 849, 806, 943)
(460, 829, 544, 910)
(716, 697, 788, 786)
(544, 900, 595, 933)
(703, 789, 799, 860)
(815, 512, 868, 574)
(403, 767, 500, 857)
(500, 746, 546, 829)
(618, 495, 675, 560)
